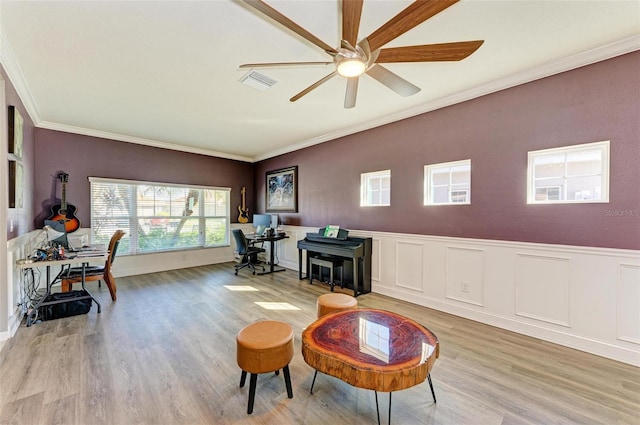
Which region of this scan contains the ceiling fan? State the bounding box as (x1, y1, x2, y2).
(239, 0, 484, 108)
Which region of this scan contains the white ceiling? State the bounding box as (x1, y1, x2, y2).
(1, 1, 638, 163)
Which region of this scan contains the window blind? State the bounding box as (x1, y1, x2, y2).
(89, 177, 230, 255)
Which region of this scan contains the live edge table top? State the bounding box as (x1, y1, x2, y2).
(301, 308, 439, 393)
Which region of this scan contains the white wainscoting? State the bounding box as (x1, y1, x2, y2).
(6, 225, 640, 366)
(446, 246, 485, 307)
(396, 241, 424, 291)
(5, 230, 46, 341)
(278, 226, 640, 366)
(617, 263, 640, 345)
(515, 253, 571, 327)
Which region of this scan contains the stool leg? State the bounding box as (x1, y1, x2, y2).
(428, 373, 437, 403)
(375, 391, 380, 425)
(275, 369, 280, 376)
(283, 365, 293, 399)
(247, 373, 257, 414)
(388, 392, 392, 425)
(373, 391, 392, 425)
(310, 370, 318, 394)
(240, 370, 247, 387)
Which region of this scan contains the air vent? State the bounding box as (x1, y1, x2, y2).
(239, 70, 277, 91)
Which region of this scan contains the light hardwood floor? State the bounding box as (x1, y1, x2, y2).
(0, 264, 638, 425)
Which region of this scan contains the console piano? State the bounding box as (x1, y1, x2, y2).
(297, 230, 372, 297)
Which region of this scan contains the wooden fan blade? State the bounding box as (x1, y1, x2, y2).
(290, 71, 338, 102)
(240, 62, 333, 68)
(366, 0, 459, 51)
(344, 77, 359, 109)
(242, 0, 336, 54)
(366, 64, 421, 97)
(342, 0, 364, 47)
(376, 41, 484, 63)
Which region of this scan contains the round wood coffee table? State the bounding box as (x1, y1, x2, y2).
(302, 308, 439, 424)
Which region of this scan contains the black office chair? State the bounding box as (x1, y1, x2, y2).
(232, 229, 265, 275)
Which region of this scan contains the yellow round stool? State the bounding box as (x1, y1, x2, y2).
(316, 293, 358, 318)
(236, 320, 294, 414)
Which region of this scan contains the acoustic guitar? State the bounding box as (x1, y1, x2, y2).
(47, 172, 81, 232)
(238, 186, 249, 223)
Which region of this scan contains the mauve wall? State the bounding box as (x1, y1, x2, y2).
(34, 129, 254, 228)
(255, 52, 640, 250)
(3, 65, 36, 239)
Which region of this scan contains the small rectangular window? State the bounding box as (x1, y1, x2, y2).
(527, 141, 609, 204)
(424, 160, 471, 205)
(361, 170, 390, 207)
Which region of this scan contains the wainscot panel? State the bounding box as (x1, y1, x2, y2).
(279, 225, 640, 366)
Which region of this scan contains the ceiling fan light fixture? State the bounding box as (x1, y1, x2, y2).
(336, 58, 366, 77)
(242, 0, 483, 105)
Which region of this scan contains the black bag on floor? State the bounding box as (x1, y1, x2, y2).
(41, 290, 92, 321)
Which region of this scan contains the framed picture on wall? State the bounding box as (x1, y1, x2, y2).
(8, 105, 24, 159)
(8, 160, 23, 208)
(266, 166, 297, 212)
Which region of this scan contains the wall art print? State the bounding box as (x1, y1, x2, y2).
(266, 166, 297, 212)
(9, 160, 23, 208)
(8, 105, 23, 159)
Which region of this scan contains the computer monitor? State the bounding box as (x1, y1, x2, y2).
(253, 214, 271, 235)
(44, 219, 69, 248)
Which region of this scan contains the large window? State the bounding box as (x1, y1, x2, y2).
(89, 177, 230, 255)
(527, 141, 609, 204)
(424, 159, 471, 205)
(361, 170, 390, 207)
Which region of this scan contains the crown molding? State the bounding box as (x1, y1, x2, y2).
(252, 35, 640, 162)
(37, 121, 253, 163)
(0, 31, 42, 126)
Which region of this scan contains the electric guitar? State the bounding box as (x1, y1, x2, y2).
(47, 173, 81, 232)
(238, 186, 249, 223)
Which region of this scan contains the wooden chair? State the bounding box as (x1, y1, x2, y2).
(61, 230, 125, 301)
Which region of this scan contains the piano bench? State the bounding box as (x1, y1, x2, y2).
(309, 256, 344, 291)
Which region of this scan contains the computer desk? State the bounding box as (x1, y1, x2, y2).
(245, 233, 289, 275)
(16, 253, 108, 326)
